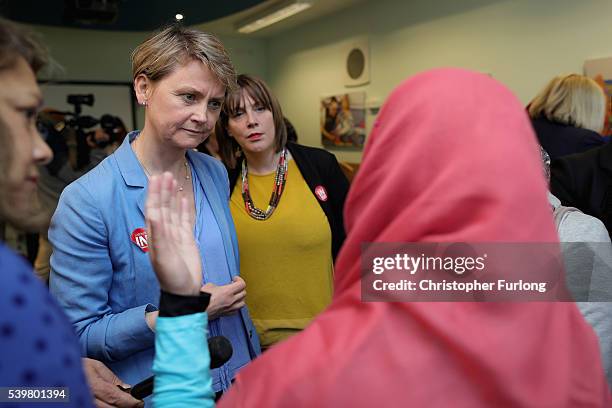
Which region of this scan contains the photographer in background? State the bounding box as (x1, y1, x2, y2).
(34, 107, 127, 282)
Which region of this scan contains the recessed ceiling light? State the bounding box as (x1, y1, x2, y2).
(175, 13, 184, 21)
(237, 1, 312, 34)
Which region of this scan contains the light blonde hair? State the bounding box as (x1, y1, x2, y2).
(528, 74, 606, 133)
(131, 24, 236, 90)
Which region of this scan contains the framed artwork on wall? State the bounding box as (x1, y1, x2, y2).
(320, 91, 366, 150)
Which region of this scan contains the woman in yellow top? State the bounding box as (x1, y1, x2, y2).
(216, 75, 349, 349)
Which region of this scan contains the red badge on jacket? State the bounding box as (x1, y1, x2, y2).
(315, 185, 328, 202)
(131, 228, 149, 253)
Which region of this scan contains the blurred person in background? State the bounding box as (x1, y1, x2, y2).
(34, 110, 127, 283)
(528, 73, 606, 160)
(541, 147, 612, 388)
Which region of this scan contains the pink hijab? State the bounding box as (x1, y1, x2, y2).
(219, 69, 610, 407)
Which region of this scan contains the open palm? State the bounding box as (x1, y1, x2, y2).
(145, 172, 201, 296)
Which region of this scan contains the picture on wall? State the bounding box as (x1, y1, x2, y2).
(584, 57, 612, 137)
(320, 91, 366, 150)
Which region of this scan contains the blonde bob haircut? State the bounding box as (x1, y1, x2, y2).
(131, 24, 236, 91)
(528, 74, 606, 133)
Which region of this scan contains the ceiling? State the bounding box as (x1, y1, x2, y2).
(201, 0, 366, 38)
(1, 0, 366, 37)
(1, 0, 265, 31)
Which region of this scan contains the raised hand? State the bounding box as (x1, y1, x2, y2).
(145, 172, 201, 296)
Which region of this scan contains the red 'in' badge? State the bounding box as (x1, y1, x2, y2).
(315, 185, 328, 202)
(131, 228, 149, 253)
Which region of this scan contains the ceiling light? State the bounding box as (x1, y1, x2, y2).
(175, 13, 184, 21)
(237, 0, 313, 34)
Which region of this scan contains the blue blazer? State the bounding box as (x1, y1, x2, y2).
(49, 133, 260, 389)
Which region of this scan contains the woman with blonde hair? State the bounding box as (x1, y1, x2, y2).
(528, 73, 606, 159)
(49, 25, 260, 401)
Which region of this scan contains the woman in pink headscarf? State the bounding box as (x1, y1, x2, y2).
(149, 68, 611, 407)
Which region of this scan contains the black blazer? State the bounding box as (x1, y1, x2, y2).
(532, 117, 605, 160)
(550, 142, 612, 237)
(228, 142, 349, 260)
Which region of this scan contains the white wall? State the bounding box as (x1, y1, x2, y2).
(30, 24, 268, 81)
(266, 0, 612, 162)
(24, 0, 612, 160)
(30, 25, 148, 82)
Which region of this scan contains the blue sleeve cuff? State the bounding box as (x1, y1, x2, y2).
(91, 304, 157, 362)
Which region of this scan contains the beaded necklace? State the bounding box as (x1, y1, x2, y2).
(241, 148, 288, 220)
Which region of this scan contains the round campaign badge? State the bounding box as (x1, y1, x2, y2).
(131, 228, 149, 253)
(315, 185, 328, 202)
